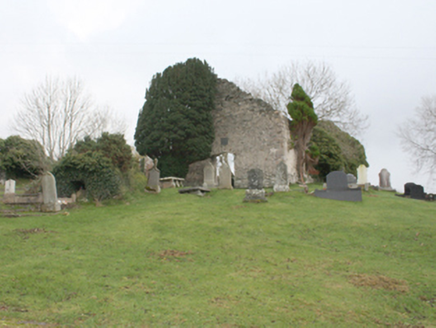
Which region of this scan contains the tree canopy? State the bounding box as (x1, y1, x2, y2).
(134, 58, 217, 177)
(236, 61, 369, 136)
(398, 95, 436, 181)
(310, 120, 369, 178)
(0, 135, 49, 179)
(53, 133, 132, 201)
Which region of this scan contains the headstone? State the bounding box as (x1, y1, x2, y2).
(244, 169, 267, 202)
(248, 168, 263, 189)
(273, 161, 290, 192)
(346, 173, 357, 184)
(178, 186, 211, 197)
(378, 168, 394, 191)
(203, 160, 216, 189)
(218, 161, 233, 189)
(327, 171, 349, 190)
(357, 165, 368, 185)
(146, 159, 161, 193)
(41, 172, 61, 212)
(314, 171, 362, 202)
(403, 182, 425, 200)
(5, 179, 15, 194)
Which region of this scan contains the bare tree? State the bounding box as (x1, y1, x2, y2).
(236, 61, 369, 136)
(398, 95, 436, 180)
(13, 76, 126, 160)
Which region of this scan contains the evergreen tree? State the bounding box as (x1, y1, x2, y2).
(287, 84, 318, 189)
(134, 58, 217, 177)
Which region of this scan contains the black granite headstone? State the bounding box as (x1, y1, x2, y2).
(403, 182, 425, 200)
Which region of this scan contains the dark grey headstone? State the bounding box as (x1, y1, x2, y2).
(248, 168, 263, 190)
(326, 171, 349, 190)
(314, 171, 362, 202)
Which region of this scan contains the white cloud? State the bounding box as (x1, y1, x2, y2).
(47, 0, 139, 41)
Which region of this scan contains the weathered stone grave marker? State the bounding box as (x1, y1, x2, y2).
(41, 172, 61, 212)
(379, 168, 394, 191)
(203, 160, 216, 189)
(5, 179, 15, 194)
(218, 160, 232, 189)
(243, 168, 267, 202)
(273, 161, 290, 192)
(146, 159, 161, 193)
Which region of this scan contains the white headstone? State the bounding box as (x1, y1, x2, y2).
(5, 179, 15, 194)
(357, 165, 368, 185)
(218, 161, 232, 189)
(203, 160, 216, 189)
(41, 172, 61, 212)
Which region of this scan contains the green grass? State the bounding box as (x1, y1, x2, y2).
(1, 185, 435, 327)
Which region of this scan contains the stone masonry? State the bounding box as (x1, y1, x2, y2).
(210, 79, 297, 188)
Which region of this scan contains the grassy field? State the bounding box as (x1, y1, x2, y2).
(1, 185, 435, 327)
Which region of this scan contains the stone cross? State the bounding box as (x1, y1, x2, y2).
(273, 161, 289, 192)
(218, 161, 232, 189)
(41, 172, 61, 212)
(357, 164, 368, 185)
(5, 179, 15, 194)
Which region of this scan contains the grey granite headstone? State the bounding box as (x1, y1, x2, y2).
(203, 160, 216, 189)
(327, 171, 349, 190)
(218, 161, 232, 189)
(346, 173, 357, 184)
(273, 161, 290, 192)
(314, 171, 362, 202)
(146, 159, 161, 193)
(41, 172, 61, 212)
(379, 168, 394, 191)
(244, 169, 267, 202)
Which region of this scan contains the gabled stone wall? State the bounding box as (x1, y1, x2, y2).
(211, 79, 297, 188)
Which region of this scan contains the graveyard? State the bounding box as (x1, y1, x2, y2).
(1, 181, 435, 327)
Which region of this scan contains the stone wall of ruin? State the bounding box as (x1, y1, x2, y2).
(211, 79, 297, 188)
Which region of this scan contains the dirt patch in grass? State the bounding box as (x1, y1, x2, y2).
(158, 250, 194, 262)
(349, 274, 409, 292)
(15, 228, 57, 235)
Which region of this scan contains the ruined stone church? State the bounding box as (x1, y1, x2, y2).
(186, 78, 298, 189)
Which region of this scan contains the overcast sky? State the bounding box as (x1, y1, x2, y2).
(1, 0, 435, 192)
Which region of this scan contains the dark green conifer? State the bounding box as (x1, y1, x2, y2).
(134, 58, 217, 177)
